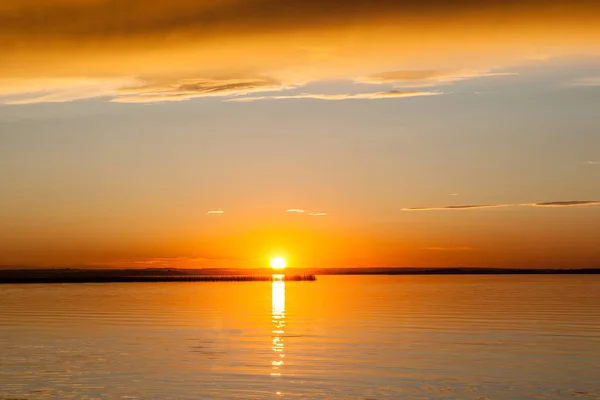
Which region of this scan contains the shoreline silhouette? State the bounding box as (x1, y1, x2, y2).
(0, 273, 316, 284)
(0, 267, 598, 284)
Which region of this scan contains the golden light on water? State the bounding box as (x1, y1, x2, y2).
(272, 279, 285, 316)
(270, 256, 287, 270)
(271, 278, 285, 379)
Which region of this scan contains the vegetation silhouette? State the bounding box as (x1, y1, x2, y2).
(0, 274, 316, 284)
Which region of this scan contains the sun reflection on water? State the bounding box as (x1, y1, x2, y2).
(271, 274, 285, 383)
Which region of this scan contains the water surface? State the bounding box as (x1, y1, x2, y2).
(1, 275, 599, 399)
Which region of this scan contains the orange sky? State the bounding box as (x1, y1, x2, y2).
(1, 0, 599, 269)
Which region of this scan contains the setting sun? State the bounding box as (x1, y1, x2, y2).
(270, 256, 287, 270)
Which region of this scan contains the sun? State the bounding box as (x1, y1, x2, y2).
(270, 256, 287, 270)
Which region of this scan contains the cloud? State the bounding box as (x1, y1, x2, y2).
(356, 70, 516, 88)
(585, 161, 600, 164)
(0, 77, 136, 105)
(286, 209, 327, 215)
(403, 201, 600, 211)
(227, 91, 442, 102)
(131, 257, 201, 266)
(206, 210, 224, 215)
(571, 77, 600, 86)
(531, 201, 600, 207)
(403, 204, 517, 211)
(424, 247, 473, 251)
(112, 255, 244, 268)
(3, 1, 597, 48)
(112, 77, 288, 103)
(0, 79, 441, 105)
(1, 0, 599, 105)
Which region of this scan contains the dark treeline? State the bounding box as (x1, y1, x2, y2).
(1, 267, 599, 284)
(0, 274, 316, 284)
(307, 267, 600, 275)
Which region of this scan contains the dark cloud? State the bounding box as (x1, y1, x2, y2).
(404, 201, 600, 211)
(532, 201, 600, 207)
(2, 0, 598, 59)
(2, 0, 593, 40)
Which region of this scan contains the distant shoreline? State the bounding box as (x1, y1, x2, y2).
(0, 273, 316, 284)
(0, 267, 599, 284)
(308, 267, 600, 275)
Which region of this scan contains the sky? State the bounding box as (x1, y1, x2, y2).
(1, 0, 599, 269)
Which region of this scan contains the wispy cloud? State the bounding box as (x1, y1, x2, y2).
(227, 91, 442, 102)
(286, 209, 327, 216)
(356, 70, 516, 88)
(403, 201, 600, 211)
(424, 247, 473, 251)
(0, 78, 136, 105)
(206, 210, 224, 215)
(585, 160, 600, 164)
(109, 255, 245, 268)
(4, 81, 442, 105)
(531, 201, 600, 207)
(131, 257, 205, 266)
(571, 77, 600, 86)
(112, 77, 288, 103)
(0, 76, 291, 105)
(403, 204, 516, 211)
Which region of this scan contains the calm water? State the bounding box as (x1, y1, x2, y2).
(1, 275, 599, 400)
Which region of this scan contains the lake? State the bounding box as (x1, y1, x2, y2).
(1, 275, 599, 399)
